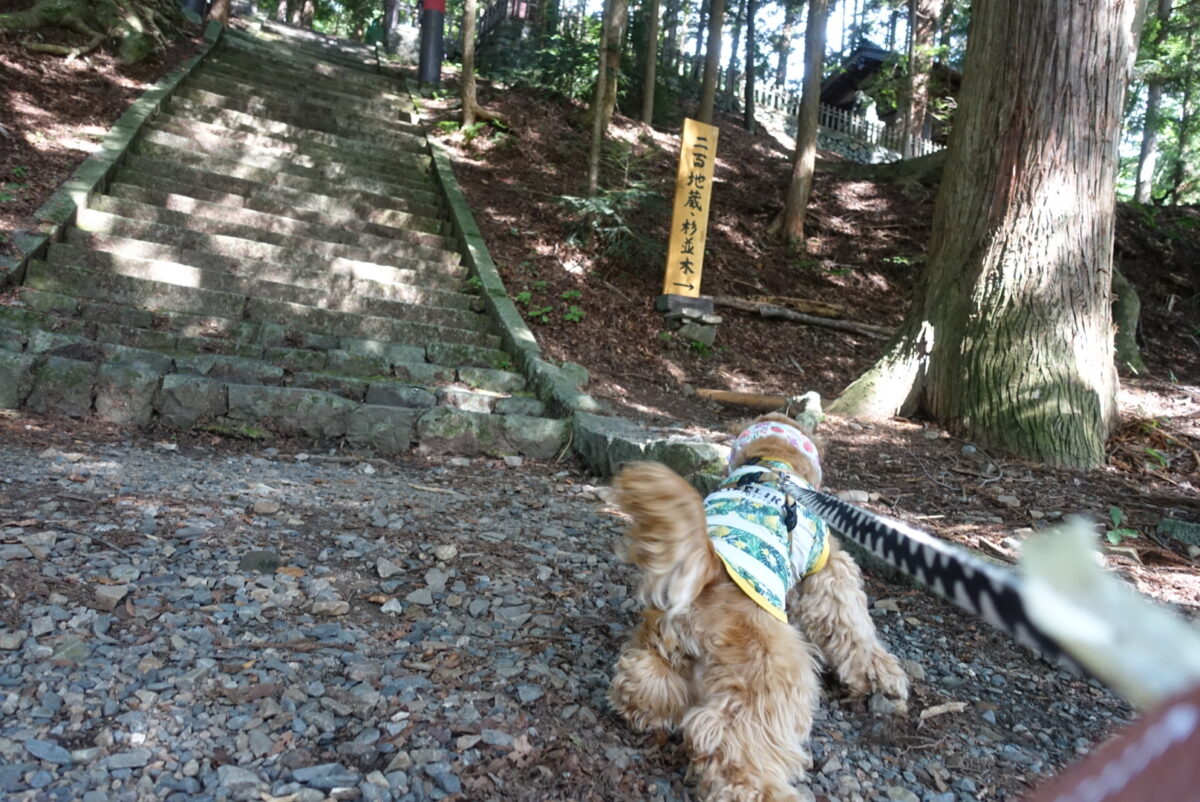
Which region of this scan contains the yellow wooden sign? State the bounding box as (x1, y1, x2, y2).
(662, 118, 719, 297)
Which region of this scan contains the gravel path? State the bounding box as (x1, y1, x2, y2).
(0, 427, 1132, 801)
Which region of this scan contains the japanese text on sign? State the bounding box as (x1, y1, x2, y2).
(662, 118, 719, 298)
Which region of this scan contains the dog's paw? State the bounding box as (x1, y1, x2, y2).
(841, 649, 910, 702)
(861, 651, 910, 702)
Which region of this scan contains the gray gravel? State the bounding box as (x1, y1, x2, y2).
(0, 430, 1131, 801)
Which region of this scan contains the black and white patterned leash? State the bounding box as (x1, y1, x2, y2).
(774, 475, 1080, 672)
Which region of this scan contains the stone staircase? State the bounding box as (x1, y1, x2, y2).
(0, 21, 569, 458)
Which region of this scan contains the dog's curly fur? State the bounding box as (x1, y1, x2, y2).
(610, 414, 910, 801)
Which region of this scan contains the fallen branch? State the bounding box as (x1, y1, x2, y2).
(698, 389, 789, 410)
(713, 296, 895, 340)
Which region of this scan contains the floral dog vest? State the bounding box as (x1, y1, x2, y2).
(705, 460, 830, 622)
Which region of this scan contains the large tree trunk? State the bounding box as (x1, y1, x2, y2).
(598, 0, 628, 130)
(743, 0, 756, 131)
(382, 0, 400, 52)
(1169, 83, 1194, 203)
(727, 0, 746, 84)
(771, 0, 828, 244)
(462, 0, 480, 127)
(586, 0, 614, 195)
(300, 0, 315, 28)
(903, 0, 942, 157)
(697, 0, 725, 121)
(830, 0, 1141, 469)
(774, 0, 799, 87)
(461, 0, 505, 127)
(662, 0, 680, 61)
(1135, 0, 1173, 203)
(641, 0, 661, 124)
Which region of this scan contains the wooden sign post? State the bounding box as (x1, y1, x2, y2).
(663, 118, 719, 296)
(658, 118, 721, 344)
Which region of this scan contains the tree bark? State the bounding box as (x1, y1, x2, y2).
(300, 0, 315, 28)
(598, 0, 628, 130)
(829, 0, 1141, 469)
(727, 0, 746, 83)
(903, 0, 942, 157)
(461, 0, 506, 127)
(586, 0, 613, 196)
(641, 0, 661, 124)
(663, 0, 680, 61)
(771, 0, 828, 244)
(462, 0, 480, 127)
(743, 0, 756, 131)
(774, 0, 799, 87)
(691, 0, 706, 78)
(382, 0, 400, 53)
(697, 0, 725, 122)
(1169, 82, 1194, 203)
(1135, 0, 1173, 203)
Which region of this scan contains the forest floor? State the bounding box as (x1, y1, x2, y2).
(428, 77, 1200, 616)
(0, 2, 203, 256)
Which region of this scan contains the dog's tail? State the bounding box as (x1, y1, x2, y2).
(614, 462, 723, 618)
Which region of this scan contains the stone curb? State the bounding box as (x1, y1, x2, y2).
(0, 21, 225, 291)
(409, 85, 604, 426)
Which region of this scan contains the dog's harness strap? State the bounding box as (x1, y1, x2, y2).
(773, 476, 1077, 671)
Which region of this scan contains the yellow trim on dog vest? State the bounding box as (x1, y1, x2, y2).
(706, 461, 830, 623)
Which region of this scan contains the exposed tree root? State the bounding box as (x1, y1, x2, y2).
(0, 0, 193, 63)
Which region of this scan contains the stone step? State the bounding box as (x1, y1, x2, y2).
(66, 230, 465, 303)
(92, 191, 451, 260)
(74, 207, 460, 273)
(45, 240, 481, 320)
(64, 223, 466, 293)
(138, 125, 431, 186)
(223, 28, 393, 83)
(171, 84, 405, 142)
(254, 21, 388, 72)
(2, 296, 536, 413)
(223, 28, 397, 84)
(164, 95, 424, 151)
(197, 54, 409, 113)
(1, 339, 551, 453)
(202, 48, 400, 94)
(119, 153, 446, 227)
(151, 110, 427, 171)
(187, 65, 404, 120)
(104, 184, 446, 260)
(3, 292, 514, 382)
(148, 112, 432, 189)
(133, 127, 436, 200)
(23, 261, 499, 349)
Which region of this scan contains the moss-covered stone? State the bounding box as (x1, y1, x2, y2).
(457, 366, 526, 394)
(154, 374, 228, 428)
(95, 363, 160, 426)
(26, 356, 98, 418)
(226, 385, 357, 439)
(347, 404, 417, 453)
(0, 351, 38, 408)
(366, 381, 436, 409)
